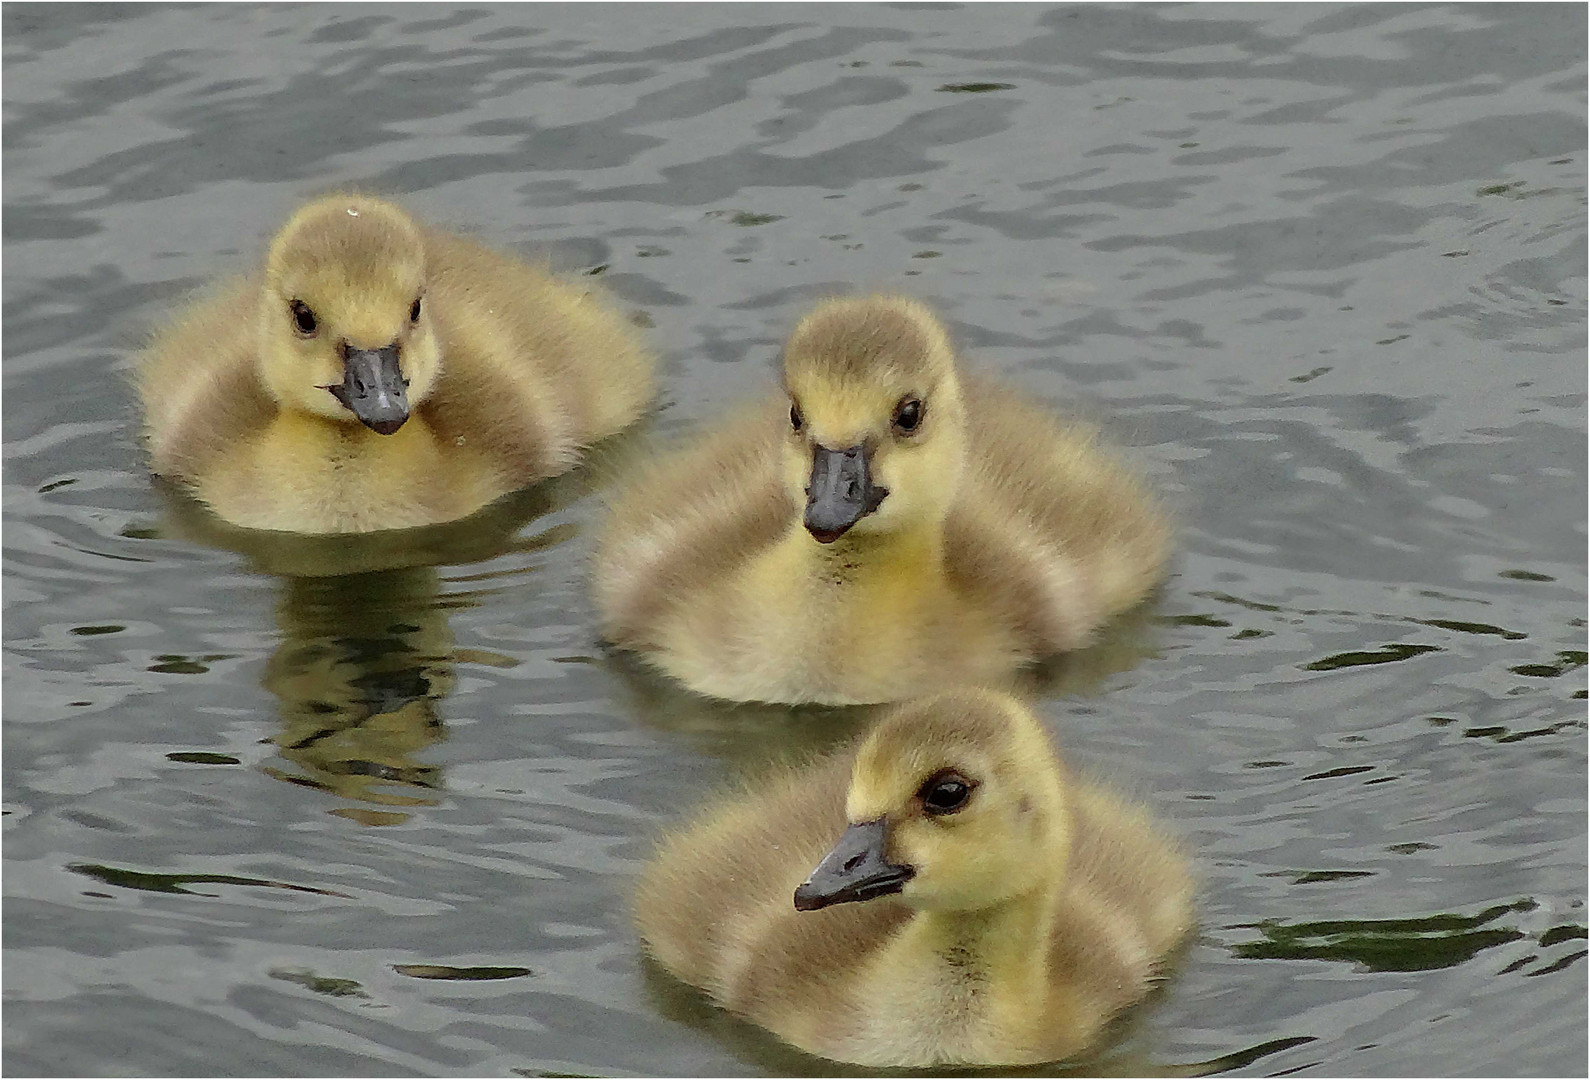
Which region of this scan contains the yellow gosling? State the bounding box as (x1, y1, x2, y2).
(595, 294, 1168, 704)
(635, 688, 1193, 1068)
(139, 193, 655, 533)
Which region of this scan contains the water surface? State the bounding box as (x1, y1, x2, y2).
(4, 4, 1585, 1076)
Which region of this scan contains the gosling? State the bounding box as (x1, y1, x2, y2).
(138, 193, 655, 533)
(635, 687, 1194, 1067)
(595, 294, 1168, 704)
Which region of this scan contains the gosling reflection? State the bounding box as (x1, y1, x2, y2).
(601, 649, 876, 779)
(603, 592, 1164, 776)
(140, 448, 652, 822)
(149, 470, 591, 579)
(147, 458, 636, 822)
(638, 952, 1191, 1079)
(263, 569, 455, 821)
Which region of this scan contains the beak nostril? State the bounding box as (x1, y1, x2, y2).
(335, 346, 409, 433)
(804, 443, 881, 542)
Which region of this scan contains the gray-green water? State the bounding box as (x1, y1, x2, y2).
(4, 4, 1585, 1076)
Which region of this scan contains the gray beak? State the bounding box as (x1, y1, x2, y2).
(327, 344, 409, 435)
(804, 444, 887, 543)
(793, 817, 914, 911)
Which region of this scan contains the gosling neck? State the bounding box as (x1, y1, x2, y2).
(906, 799, 1073, 987)
(927, 870, 1063, 954)
(879, 877, 1057, 1031)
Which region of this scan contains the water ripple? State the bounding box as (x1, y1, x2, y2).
(4, 4, 1584, 1076)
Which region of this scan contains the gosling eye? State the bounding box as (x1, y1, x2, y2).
(918, 769, 975, 816)
(790, 402, 804, 432)
(892, 397, 924, 435)
(289, 299, 318, 337)
(410, 296, 422, 323)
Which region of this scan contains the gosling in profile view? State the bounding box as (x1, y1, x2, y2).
(595, 294, 1169, 704)
(635, 688, 1193, 1068)
(138, 193, 655, 533)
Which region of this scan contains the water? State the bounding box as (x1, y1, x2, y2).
(4, 4, 1585, 1075)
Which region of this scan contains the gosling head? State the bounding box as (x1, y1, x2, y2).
(257, 194, 441, 435)
(795, 688, 1069, 914)
(779, 296, 968, 544)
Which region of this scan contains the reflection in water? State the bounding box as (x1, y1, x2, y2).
(604, 595, 1164, 774)
(69, 862, 351, 898)
(147, 468, 591, 579)
(640, 953, 1306, 1078)
(604, 647, 880, 777)
(268, 968, 370, 1000)
(143, 420, 650, 576)
(145, 450, 643, 821)
(391, 964, 533, 981)
(263, 568, 456, 821)
(1231, 899, 1538, 973)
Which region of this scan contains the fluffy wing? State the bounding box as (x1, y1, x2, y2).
(137, 278, 273, 481)
(948, 376, 1170, 653)
(593, 401, 794, 647)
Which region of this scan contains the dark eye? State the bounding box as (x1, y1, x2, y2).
(919, 770, 974, 816)
(410, 296, 422, 323)
(790, 402, 804, 432)
(289, 299, 318, 336)
(892, 397, 923, 434)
